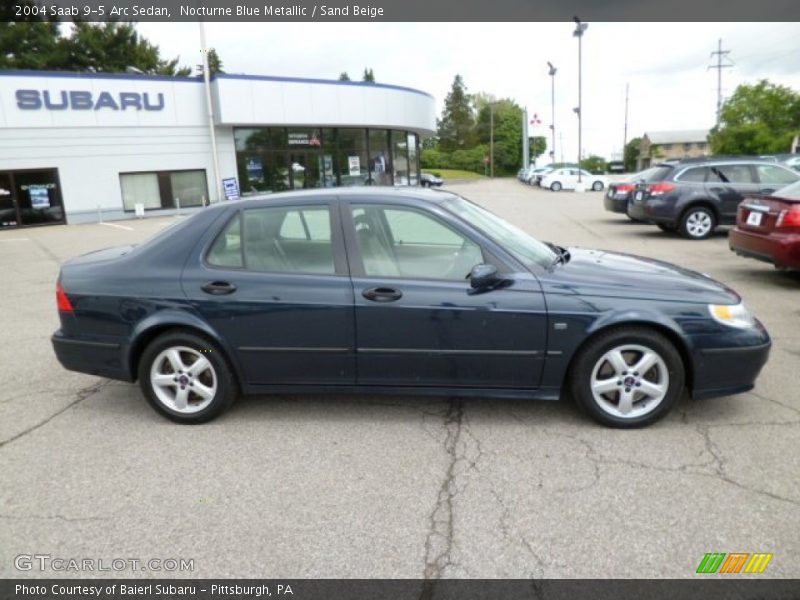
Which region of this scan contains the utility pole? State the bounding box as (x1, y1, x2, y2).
(199, 21, 222, 203)
(490, 103, 494, 178)
(547, 62, 557, 167)
(573, 17, 588, 185)
(708, 38, 733, 126)
(623, 82, 629, 162)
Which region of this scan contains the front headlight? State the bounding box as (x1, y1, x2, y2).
(708, 302, 755, 329)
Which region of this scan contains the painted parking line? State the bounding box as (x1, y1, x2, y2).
(99, 222, 134, 231)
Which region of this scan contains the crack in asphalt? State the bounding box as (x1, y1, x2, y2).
(421, 399, 464, 580)
(0, 380, 109, 450)
(0, 513, 109, 522)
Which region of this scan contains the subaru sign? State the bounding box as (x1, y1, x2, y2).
(16, 90, 165, 111)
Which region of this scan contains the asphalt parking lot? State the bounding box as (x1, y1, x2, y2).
(1, 178, 798, 579)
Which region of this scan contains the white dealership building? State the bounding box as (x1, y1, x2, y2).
(0, 70, 436, 228)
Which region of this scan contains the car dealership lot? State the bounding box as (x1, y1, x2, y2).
(1, 179, 798, 578)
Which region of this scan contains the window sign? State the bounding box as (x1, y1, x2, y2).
(223, 177, 240, 200)
(348, 156, 361, 176)
(246, 157, 264, 183)
(29, 186, 51, 209)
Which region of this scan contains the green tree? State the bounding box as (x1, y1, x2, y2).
(624, 137, 641, 172)
(581, 155, 607, 173)
(338, 72, 350, 81)
(438, 75, 476, 152)
(0, 1, 64, 70)
(709, 80, 800, 155)
(197, 47, 223, 77)
(529, 136, 547, 163)
(475, 97, 524, 175)
(0, 17, 191, 76)
(362, 68, 375, 82)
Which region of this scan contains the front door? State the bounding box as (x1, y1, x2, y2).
(182, 201, 355, 386)
(343, 200, 548, 389)
(706, 164, 760, 223)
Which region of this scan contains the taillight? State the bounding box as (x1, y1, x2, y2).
(776, 206, 800, 230)
(648, 183, 676, 196)
(56, 282, 74, 312)
(616, 184, 634, 193)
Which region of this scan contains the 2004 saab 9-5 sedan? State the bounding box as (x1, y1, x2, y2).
(52, 188, 771, 427)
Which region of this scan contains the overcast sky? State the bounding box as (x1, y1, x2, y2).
(136, 22, 800, 161)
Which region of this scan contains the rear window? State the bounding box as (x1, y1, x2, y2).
(775, 180, 800, 200)
(631, 166, 673, 182)
(676, 167, 707, 182)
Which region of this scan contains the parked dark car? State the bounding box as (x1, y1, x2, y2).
(729, 179, 800, 270)
(52, 188, 770, 428)
(420, 172, 443, 187)
(604, 165, 674, 219)
(626, 158, 800, 239)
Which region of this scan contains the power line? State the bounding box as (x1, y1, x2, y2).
(708, 38, 734, 126)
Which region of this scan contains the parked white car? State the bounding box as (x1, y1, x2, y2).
(541, 168, 609, 192)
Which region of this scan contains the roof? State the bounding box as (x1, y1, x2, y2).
(218, 186, 458, 209)
(644, 130, 710, 144)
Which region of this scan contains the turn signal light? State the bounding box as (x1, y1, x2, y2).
(776, 206, 800, 230)
(648, 183, 676, 196)
(56, 282, 74, 312)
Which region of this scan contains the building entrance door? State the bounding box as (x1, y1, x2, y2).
(0, 169, 65, 228)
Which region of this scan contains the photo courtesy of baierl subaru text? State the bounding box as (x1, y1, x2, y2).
(1, 1, 799, 598)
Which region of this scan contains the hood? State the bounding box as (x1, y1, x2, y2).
(539, 247, 739, 304)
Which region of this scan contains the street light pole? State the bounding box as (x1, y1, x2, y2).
(547, 61, 557, 166)
(573, 17, 588, 185)
(490, 102, 495, 178)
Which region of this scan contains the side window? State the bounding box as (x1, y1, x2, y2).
(711, 164, 755, 184)
(352, 205, 483, 280)
(208, 206, 334, 274)
(678, 167, 706, 182)
(757, 165, 799, 186)
(207, 213, 243, 268)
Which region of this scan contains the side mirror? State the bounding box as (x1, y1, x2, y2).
(469, 263, 500, 290)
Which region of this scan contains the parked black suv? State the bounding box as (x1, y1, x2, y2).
(626, 158, 800, 239)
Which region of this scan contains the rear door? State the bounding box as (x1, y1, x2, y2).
(182, 200, 355, 386)
(706, 163, 760, 223)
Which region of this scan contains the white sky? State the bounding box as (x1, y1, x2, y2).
(136, 22, 800, 160)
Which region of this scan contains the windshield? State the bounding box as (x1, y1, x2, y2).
(441, 195, 557, 269)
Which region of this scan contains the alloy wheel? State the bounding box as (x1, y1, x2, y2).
(685, 210, 713, 238)
(589, 344, 669, 419)
(149, 346, 217, 413)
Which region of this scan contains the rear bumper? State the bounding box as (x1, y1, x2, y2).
(627, 199, 674, 224)
(690, 335, 771, 400)
(603, 195, 629, 214)
(729, 227, 800, 269)
(52, 330, 133, 381)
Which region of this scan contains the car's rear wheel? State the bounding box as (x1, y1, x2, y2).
(680, 206, 716, 240)
(569, 327, 684, 428)
(138, 330, 237, 424)
(550, 182, 562, 192)
(657, 223, 677, 232)
(592, 181, 604, 191)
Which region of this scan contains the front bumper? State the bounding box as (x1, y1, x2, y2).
(729, 227, 800, 270)
(689, 326, 771, 400)
(52, 330, 133, 381)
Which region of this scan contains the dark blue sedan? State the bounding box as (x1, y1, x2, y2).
(52, 188, 771, 427)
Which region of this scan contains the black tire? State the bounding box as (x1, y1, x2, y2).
(679, 206, 716, 240)
(657, 223, 677, 232)
(138, 330, 238, 424)
(550, 181, 562, 192)
(569, 326, 685, 428)
(421, 181, 430, 188)
(592, 181, 604, 191)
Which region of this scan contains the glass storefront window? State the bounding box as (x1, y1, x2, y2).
(235, 128, 287, 151)
(171, 171, 207, 207)
(407, 133, 419, 186)
(338, 129, 369, 187)
(368, 129, 391, 186)
(392, 130, 409, 186)
(121, 173, 160, 211)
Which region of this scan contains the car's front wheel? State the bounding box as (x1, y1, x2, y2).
(680, 206, 716, 240)
(138, 330, 238, 424)
(569, 327, 684, 428)
(550, 182, 562, 192)
(592, 181, 604, 191)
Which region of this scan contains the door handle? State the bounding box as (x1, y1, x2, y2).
(201, 281, 237, 295)
(362, 287, 402, 302)
(760, 188, 776, 195)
